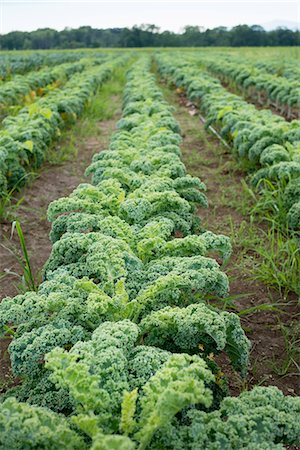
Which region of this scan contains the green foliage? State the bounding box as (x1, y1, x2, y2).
(0, 56, 127, 201)
(44, 317, 215, 448)
(153, 386, 300, 450)
(140, 303, 250, 375)
(0, 397, 86, 449)
(1, 55, 299, 450)
(45, 320, 139, 434)
(155, 53, 300, 232)
(287, 200, 300, 230)
(133, 354, 214, 450)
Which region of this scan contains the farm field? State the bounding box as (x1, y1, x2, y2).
(0, 48, 299, 449)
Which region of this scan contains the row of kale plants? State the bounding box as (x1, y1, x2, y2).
(0, 55, 127, 200)
(240, 56, 300, 82)
(0, 51, 91, 80)
(156, 53, 300, 233)
(198, 55, 300, 119)
(0, 57, 299, 449)
(0, 55, 106, 111)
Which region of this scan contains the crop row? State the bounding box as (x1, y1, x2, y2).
(206, 51, 300, 82)
(0, 51, 102, 80)
(156, 53, 300, 231)
(0, 57, 299, 450)
(246, 57, 300, 82)
(199, 56, 300, 118)
(0, 57, 106, 112)
(0, 55, 127, 198)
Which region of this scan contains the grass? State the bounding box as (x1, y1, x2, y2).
(242, 177, 291, 230)
(253, 226, 300, 298)
(228, 218, 300, 298)
(47, 133, 78, 165)
(0, 220, 40, 293)
(0, 190, 25, 223)
(206, 292, 282, 317)
(0, 171, 37, 222)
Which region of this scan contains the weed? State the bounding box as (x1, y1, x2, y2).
(253, 226, 300, 298)
(0, 174, 35, 222)
(270, 321, 300, 376)
(11, 220, 37, 292)
(47, 134, 78, 165)
(250, 178, 289, 231)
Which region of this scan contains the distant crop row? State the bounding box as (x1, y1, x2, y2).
(0, 56, 107, 112)
(0, 55, 126, 199)
(200, 56, 300, 119)
(0, 51, 104, 80)
(244, 57, 300, 82)
(156, 53, 300, 232)
(0, 57, 299, 450)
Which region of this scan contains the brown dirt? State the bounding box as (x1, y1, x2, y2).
(162, 85, 300, 397)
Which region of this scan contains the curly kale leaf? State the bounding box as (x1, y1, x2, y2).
(132, 255, 229, 317)
(45, 320, 139, 435)
(151, 386, 300, 450)
(132, 353, 214, 450)
(45, 232, 143, 297)
(47, 179, 125, 222)
(3, 369, 75, 413)
(0, 397, 85, 449)
(127, 346, 172, 391)
(9, 319, 87, 377)
(287, 201, 300, 230)
(140, 303, 250, 375)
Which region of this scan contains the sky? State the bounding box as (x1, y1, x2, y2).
(0, 0, 299, 34)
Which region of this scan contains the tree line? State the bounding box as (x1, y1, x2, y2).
(1, 24, 299, 49)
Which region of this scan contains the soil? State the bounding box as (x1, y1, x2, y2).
(161, 84, 299, 397)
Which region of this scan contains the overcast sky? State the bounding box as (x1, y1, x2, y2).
(0, 0, 299, 34)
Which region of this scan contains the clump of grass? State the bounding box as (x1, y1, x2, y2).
(0, 172, 36, 222)
(84, 67, 126, 122)
(253, 226, 300, 298)
(228, 218, 300, 298)
(247, 178, 290, 231)
(47, 134, 78, 165)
